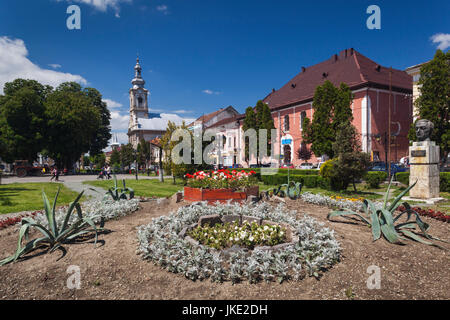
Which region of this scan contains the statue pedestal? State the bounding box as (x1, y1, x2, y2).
(408, 141, 440, 199)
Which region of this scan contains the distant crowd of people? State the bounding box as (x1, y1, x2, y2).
(97, 165, 112, 180)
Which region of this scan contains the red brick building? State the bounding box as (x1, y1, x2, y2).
(262, 48, 413, 166)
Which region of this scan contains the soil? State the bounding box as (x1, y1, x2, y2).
(0, 197, 449, 300)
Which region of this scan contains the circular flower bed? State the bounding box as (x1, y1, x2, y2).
(137, 201, 341, 283)
(188, 220, 287, 250)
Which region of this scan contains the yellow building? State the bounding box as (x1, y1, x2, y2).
(405, 61, 430, 121)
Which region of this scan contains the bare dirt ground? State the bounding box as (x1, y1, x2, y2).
(0, 198, 448, 300)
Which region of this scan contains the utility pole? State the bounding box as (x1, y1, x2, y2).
(388, 67, 392, 179)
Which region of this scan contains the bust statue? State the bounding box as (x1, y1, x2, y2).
(415, 119, 434, 142)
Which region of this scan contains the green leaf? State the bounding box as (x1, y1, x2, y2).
(62, 190, 85, 232)
(42, 190, 56, 237)
(388, 180, 417, 212)
(51, 186, 61, 236)
(327, 210, 370, 225)
(383, 175, 395, 209)
(400, 229, 433, 246)
(370, 211, 381, 241)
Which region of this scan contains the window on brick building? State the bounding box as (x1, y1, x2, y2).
(284, 115, 290, 132)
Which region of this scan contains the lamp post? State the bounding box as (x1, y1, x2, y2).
(134, 149, 138, 181)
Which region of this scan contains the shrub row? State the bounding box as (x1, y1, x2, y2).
(395, 172, 450, 192)
(261, 174, 328, 189)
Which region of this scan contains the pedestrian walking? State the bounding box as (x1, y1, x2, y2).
(106, 165, 111, 179)
(50, 167, 57, 181)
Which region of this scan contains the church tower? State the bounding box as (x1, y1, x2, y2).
(129, 58, 149, 128)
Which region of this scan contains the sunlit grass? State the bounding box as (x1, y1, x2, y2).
(0, 183, 84, 215)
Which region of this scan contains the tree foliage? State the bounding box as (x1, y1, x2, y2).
(409, 50, 450, 161)
(331, 123, 370, 191)
(119, 143, 135, 169)
(242, 100, 275, 164)
(0, 79, 111, 169)
(302, 81, 354, 158)
(0, 80, 48, 163)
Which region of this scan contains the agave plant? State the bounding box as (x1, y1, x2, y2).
(105, 174, 134, 201)
(327, 178, 447, 248)
(272, 182, 302, 200)
(0, 188, 104, 266)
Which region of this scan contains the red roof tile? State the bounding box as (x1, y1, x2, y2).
(264, 48, 412, 110)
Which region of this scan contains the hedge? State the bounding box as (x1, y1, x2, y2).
(395, 172, 450, 192)
(261, 174, 327, 188)
(365, 172, 387, 189)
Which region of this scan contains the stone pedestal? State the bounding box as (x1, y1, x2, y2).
(408, 141, 440, 199)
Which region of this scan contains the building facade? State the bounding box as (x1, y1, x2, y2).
(258, 48, 413, 167)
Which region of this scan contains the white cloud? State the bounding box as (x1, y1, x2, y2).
(173, 109, 193, 114)
(110, 110, 129, 131)
(0, 37, 87, 94)
(202, 89, 221, 95)
(48, 63, 62, 69)
(156, 4, 169, 15)
(103, 98, 123, 109)
(431, 33, 450, 50)
(59, 0, 132, 17)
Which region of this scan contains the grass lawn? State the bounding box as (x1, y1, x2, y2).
(83, 179, 185, 198)
(0, 183, 84, 215)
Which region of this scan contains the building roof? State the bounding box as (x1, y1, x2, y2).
(206, 114, 245, 129)
(133, 113, 195, 132)
(187, 106, 239, 127)
(263, 48, 413, 110)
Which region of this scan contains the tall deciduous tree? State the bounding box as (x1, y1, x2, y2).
(45, 82, 102, 168)
(0, 79, 50, 163)
(302, 81, 354, 159)
(409, 49, 450, 162)
(84, 88, 111, 156)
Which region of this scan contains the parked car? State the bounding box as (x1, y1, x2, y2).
(280, 163, 295, 169)
(369, 163, 408, 175)
(298, 162, 314, 170)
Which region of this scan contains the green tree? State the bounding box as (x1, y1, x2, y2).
(0, 79, 49, 163)
(242, 100, 275, 164)
(91, 153, 106, 168)
(109, 148, 121, 166)
(242, 106, 257, 163)
(331, 123, 370, 191)
(44, 82, 102, 169)
(119, 143, 135, 169)
(84, 88, 111, 156)
(303, 81, 354, 159)
(409, 49, 450, 162)
(137, 138, 151, 168)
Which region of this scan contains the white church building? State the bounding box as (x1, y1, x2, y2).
(127, 58, 192, 148)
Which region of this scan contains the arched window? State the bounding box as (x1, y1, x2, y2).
(284, 115, 290, 132)
(137, 96, 143, 106)
(300, 111, 306, 130)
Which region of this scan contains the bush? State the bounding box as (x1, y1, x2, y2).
(319, 159, 346, 191)
(396, 172, 410, 186)
(365, 172, 387, 189)
(395, 172, 450, 192)
(440, 172, 450, 192)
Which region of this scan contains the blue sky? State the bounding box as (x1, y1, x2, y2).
(0, 0, 448, 144)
